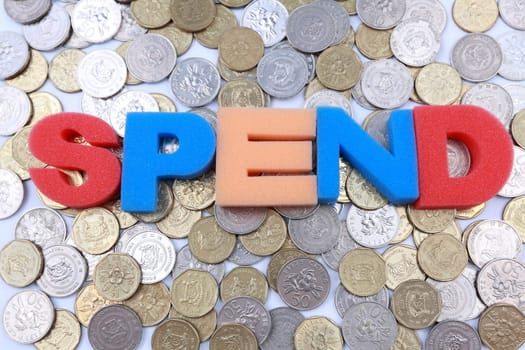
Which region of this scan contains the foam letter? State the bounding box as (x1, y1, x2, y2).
(317, 106, 419, 204)
(29, 112, 121, 208)
(413, 105, 514, 209)
(121, 112, 215, 212)
(215, 108, 317, 206)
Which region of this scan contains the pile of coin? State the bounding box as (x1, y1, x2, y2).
(1, 0, 525, 349)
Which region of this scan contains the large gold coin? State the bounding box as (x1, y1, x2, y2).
(6, 50, 48, 93)
(173, 171, 216, 210)
(219, 27, 264, 72)
(74, 284, 116, 327)
(93, 253, 142, 302)
(152, 319, 200, 350)
(452, 0, 498, 32)
(316, 45, 361, 91)
(150, 23, 193, 56)
(195, 5, 238, 49)
(35, 309, 81, 350)
(390, 206, 414, 244)
(72, 207, 120, 255)
(156, 198, 201, 238)
(210, 324, 258, 350)
(171, 269, 218, 318)
(417, 233, 468, 281)
(169, 308, 217, 342)
(0, 239, 43, 288)
(392, 280, 441, 329)
(124, 283, 171, 327)
(407, 206, 456, 233)
(49, 49, 85, 92)
(383, 244, 425, 290)
(391, 324, 422, 350)
(171, 0, 216, 32)
(479, 304, 525, 350)
(415, 63, 462, 105)
(294, 317, 343, 350)
(239, 209, 287, 256)
(218, 78, 266, 108)
(28, 91, 62, 125)
(355, 24, 393, 59)
(339, 248, 386, 296)
(413, 220, 463, 247)
(511, 110, 525, 149)
(220, 266, 268, 303)
(131, 0, 172, 28)
(188, 216, 236, 264)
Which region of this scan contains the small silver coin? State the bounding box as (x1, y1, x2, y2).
(461, 82, 513, 129)
(15, 208, 67, 249)
(88, 304, 142, 350)
(228, 238, 265, 266)
(390, 18, 440, 67)
(113, 4, 147, 42)
(169, 57, 220, 107)
(0, 86, 32, 136)
(498, 31, 525, 81)
(334, 284, 390, 318)
(109, 90, 159, 137)
(214, 205, 268, 235)
(0, 168, 24, 219)
(217, 296, 272, 344)
(498, 0, 525, 30)
(72, 0, 122, 43)
(304, 89, 353, 117)
(23, 4, 71, 51)
(261, 307, 305, 350)
(277, 257, 331, 311)
(342, 302, 398, 350)
(3, 290, 55, 344)
(4, 0, 52, 24)
(427, 276, 477, 322)
(0, 31, 30, 80)
(356, 0, 406, 29)
(36, 244, 88, 297)
(426, 320, 482, 350)
(403, 0, 447, 34)
(126, 33, 177, 83)
(270, 42, 316, 81)
(346, 204, 400, 248)
(77, 49, 127, 98)
(498, 146, 525, 197)
(286, 5, 335, 53)
(288, 205, 341, 254)
(172, 244, 225, 283)
(241, 0, 288, 47)
(451, 33, 502, 82)
(477, 258, 525, 310)
(322, 223, 360, 271)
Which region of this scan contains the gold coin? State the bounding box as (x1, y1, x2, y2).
(151, 23, 193, 56)
(219, 27, 264, 72)
(0, 138, 30, 180)
(156, 197, 201, 238)
(266, 248, 309, 290)
(93, 253, 142, 302)
(511, 110, 525, 149)
(210, 324, 258, 350)
(195, 5, 238, 49)
(413, 220, 462, 247)
(171, 269, 218, 318)
(188, 216, 236, 263)
(151, 93, 177, 112)
(305, 78, 328, 100)
(391, 324, 422, 350)
(72, 207, 120, 255)
(169, 308, 217, 342)
(339, 0, 356, 15)
(29, 91, 62, 125)
(407, 205, 456, 233)
(415, 63, 462, 105)
(503, 196, 525, 242)
(479, 304, 525, 350)
(455, 202, 486, 220)
(217, 58, 258, 81)
(339, 248, 386, 296)
(239, 209, 287, 256)
(171, 0, 216, 32)
(383, 244, 425, 290)
(152, 319, 200, 350)
(355, 24, 393, 60)
(392, 280, 441, 330)
(452, 0, 498, 32)
(173, 171, 216, 210)
(346, 168, 387, 210)
(34, 309, 81, 350)
(390, 206, 414, 244)
(338, 158, 352, 203)
(74, 284, 117, 327)
(115, 42, 143, 85)
(294, 317, 343, 350)
(0, 239, 43, 288)
(218, 78, 266, 108)
(103, 199, 138, 229)
(218, 0, 252, 7)
(279, 0, 313, 12)
(11, 126, 46, 170)
(316, 45, 361, 91)
(124, 283, 171, 327)
(133, 181, 174, 223)
(417, 233, 468, 281)
(220, 266, 268, 303)
(6, 50, 48, 93)
(131, 0, 172, 29)
(48, 48, 85, 93)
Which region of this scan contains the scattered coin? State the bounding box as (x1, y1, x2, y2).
(479, 303, 525, 350)
(417, 233, 468, 281)
(220, 266, 268, 303)
(88, 304, 142, 350)
(339, 248, 386, 296)
(171, 269, 218, 318)
(210, 324, 258, 350)
(294, 316, 343, 350)
(426, 320, 482, 350)
(0, 239, 43, 288)
(93, 253, 142, 302)
(261, 307, 305, 350)
(152, 319, 199, 350)
(392, 280, 441, 329)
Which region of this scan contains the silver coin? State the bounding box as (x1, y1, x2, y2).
(0, 86, 32, 136)
(498, 146, 525, 197)
(498, 0, 525, 30)
(346, 204, 400, 248)
(4, 0, 52, 24)
(505, 84, 525, 113)
(312, 0, 351, 45)
(461, 82, 514, 128)
(228, 238, 265, 266)
(498, 31, 525, 81)
(36, 244, 88, 297)
(274, 204, 319, 219)
(63, 3, 91, 49)
(364, 109, 391, 148)
(123, 229, 176, 284)
(23, 4, 71, 51)
(270, 42, 316, 81)
(214, 205, 268, 235)
(217, 296, 272, 344)
(352, 81, 377, 110)
(0, 168, 24, 219)
(109, 90, 159, 137)
(403, 0, 447, 34)
(241, 0, 288, 47)
(342, 302, 398, 350)
(66, 235, 112, 282)
(15, 208, 67, 249)
(467, 219, 522, 268)
(277, 257, 331, 311)
(461, 264, 487, 320)
(322, 222, 360, 271)
(88, 304, 142, 350)
(356, 0, 406, 29)
(427, 276, 477, 322)
(72, 0, 122, 43)
(447, 139, 471, 178)
(126, 33, 176, 83)
(113, 4, 147, 42)
(334, 284, 390, 318)
(169, 57, 220, 107)
(304, 89, 353, 117)
(477, 258, 525, 310)
(361, 59, 413, 109)
(426, 320, 482, 350)
(3, 290, 55, 344)
(288, 205, 341, 254)
(451, 33, 502, 82)
(77, 49, 127, 98)
(390, 18, 440, 67)
(0, 31, 30, 80)
(81, 90, 122, 125)
(114, 222, 158, 252)
(261, 307, 305, 350)
(172, 244, 225, 283)
(286, 4, 335, 53)
(257, 49, 309, 98)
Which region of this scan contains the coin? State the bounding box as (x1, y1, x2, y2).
(48, 49, 85, 93)
(427, 276, 477, 322)
(77, 49, 127, 98)
(88, 304, 142, 350)
(93, 253, 142, 301)
(390, 18, 440, 67)
(322, 222, 360, 270)
(130, 0, 171, 29)
(407, 205, 456, 233)
(171, 269, 218, 318)
(241, 0, 288, 47)
(286, 5, 335, 53)
(304, 89, 353, 116)
(0, 32, 29, 79)
(391, 324, 422, 350)
(503, 196, 525, 242)
(34, 309, 81, 350)
(155, 198, 200, 239)
(72, 207, 119, 255)
(195, 5, 237, 49)
(0, 239, 43, 288)
(170, 0, 216, 32)
(413, 220, 463, 247)
(403, 0, 447, 34)
(346, 204, 399, 248)
(383, 244, 425, 289)
(238, 209, 286, 256)
(316, 45, 361, 91)
(218, 78, 266, 108)
(72, 0, 122, 43)
(339, 248, 386, 296)
(169, 308, 217, 342)
(28, 91, 62, 125)
(462, 82, 514, 129)
(345, 169, 387, 210)
(499, 0, 525, 30)
(124, 283, 171, 326)
(452, 0, 498, 33)
(188, 216, 236, 264)
(498, 32, 525, 81)
(0, 168, 24, 219)
(23, 4, 70, 51)
(0, 86, 32, 136)
(172, 244, 225, 283)
(498, 146, 525, 197)
(479, 303, 525, 350)
(150, 23, 193, 56)
(152, 319, 200, 350)
(294, 317, 343, 350)
(74, 284, 116, 327)
(390, 205, 414, 244)
(220, 266, 268, 303)
(418, 233, 468, 281)
(4, 0, 51, 24)
(5, 49, 48, 93)
(415, 63, 462, 105)
(355, 24, 393, 60)
(392, 280, 441, 329)
(477, 258, 525, 310)
(356, 0, 406, 29)
(109, 90, 160, 137)
(114, 3, 147, 42)
(210, 324, 258, 350)
(261, 307, 305, 350)
(15, 208, 67, 249)
(426, 320, 481, 350)
(214, 205, 267, 235)
(451, 33, 502, 82)
(267, 248, 309, 291)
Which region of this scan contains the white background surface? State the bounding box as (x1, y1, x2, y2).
(0, 1, 524, 349)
